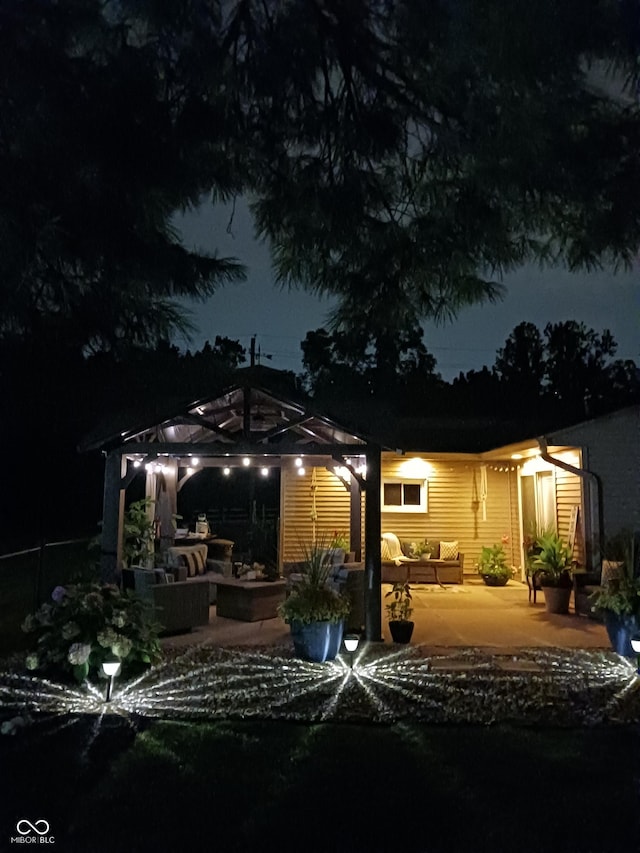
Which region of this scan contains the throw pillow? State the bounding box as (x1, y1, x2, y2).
(400, 540, 414, 558)
(381, 538, 393, 561)
(426, 541, 440, 559)
(440, 540, 459, 561)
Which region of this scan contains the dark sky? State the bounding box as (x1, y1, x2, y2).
(175, 197, 640, 382)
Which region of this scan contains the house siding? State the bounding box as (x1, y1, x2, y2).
(549, 406, 640, 540)
(553, 455, 584, 562)
(280, 456, 527, 572)
(380, 457, 518, 570)
(280, 464, 352, 565)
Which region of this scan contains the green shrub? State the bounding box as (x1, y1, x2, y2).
(478, 544, 512, 581)
(22, 581, 162, 682)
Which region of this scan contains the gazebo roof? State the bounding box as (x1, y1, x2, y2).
(80, 368, 371, 458)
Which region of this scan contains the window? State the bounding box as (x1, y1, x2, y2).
(382, 479, 427, 513)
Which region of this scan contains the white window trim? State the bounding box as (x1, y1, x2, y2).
(381, 478, 428, 513)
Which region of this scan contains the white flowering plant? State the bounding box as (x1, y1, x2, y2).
(22, 581, 162, 682)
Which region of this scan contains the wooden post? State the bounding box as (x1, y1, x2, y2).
(364, 445, 382, 641)
(100, 451, 125, 583)
(350, 476, 362, 561)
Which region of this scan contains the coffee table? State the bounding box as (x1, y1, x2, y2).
(214, 577, 287, 622)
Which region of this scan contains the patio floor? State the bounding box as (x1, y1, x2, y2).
(161, 577, 610, 652)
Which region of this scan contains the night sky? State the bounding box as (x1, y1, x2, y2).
(175, 197, 640, 381)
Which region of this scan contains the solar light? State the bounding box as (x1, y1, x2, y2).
(102, 656, 121, 703)
(343, 634, 360, 669)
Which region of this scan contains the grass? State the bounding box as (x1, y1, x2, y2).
(1, 717, 639, 851)
(0, 540, 95, 655)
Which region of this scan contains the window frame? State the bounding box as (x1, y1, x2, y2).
(381, 478, 428, 513)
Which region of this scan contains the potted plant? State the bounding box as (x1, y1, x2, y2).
(278, 543, 350, 662)
(328, 531, 349, 565)
(532, 531, 573, 614)
(385, 581, 414, 643)
(122, 498, 156, 567)
(411, 540, 431, 559)
(477, 543, 512, 586)
(590, 532, 640, 656)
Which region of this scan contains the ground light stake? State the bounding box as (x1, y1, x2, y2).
(343, 634, 360, 669)
(102, 657, 121, 702)
(631, 636, 640, 674)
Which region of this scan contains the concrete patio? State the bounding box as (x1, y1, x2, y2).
(161, 577, 610, 652)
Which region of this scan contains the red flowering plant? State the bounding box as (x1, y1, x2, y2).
(329, 531, 349, 552)
(22, 581, 162, 683)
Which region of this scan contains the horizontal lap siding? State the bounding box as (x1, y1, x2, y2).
(280, 466, 351, 565)
(551, 408, 640, 540)
(381, 459, 518, 570)
(280, 457, 522, 571)
(554, 453, 584, 564)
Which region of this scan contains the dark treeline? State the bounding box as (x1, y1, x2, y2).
(1, 321, 637, 552)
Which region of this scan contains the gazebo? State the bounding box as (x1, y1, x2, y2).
(82, 369, 384, 640)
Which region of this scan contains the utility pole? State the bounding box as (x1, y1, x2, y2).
(250, 335, 256, 367)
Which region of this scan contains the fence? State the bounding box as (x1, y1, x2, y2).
(0, 537, 95, 655)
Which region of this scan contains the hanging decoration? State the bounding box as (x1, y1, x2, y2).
(480, 464, 488, 522)
(310, 466, 318, 543)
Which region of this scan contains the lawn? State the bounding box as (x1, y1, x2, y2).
(1, 716, 639, 852)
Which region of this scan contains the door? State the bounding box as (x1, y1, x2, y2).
(519, 469, 557, 576)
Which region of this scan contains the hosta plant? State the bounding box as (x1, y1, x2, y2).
(22, 581, 162, 682)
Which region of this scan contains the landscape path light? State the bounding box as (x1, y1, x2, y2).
(631, 636, 640, 674)
(343, 634, 360, 669)
(102, 656, 121, 703)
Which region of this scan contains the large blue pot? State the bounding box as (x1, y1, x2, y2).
(326, 620, 345, 661)
(605, 614, 640, 657)
(290, 620, 332, 663)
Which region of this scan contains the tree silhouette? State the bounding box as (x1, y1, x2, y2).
(494, 322, 546, 410)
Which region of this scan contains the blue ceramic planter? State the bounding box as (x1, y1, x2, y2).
(605, 614, 640, 657)
(290, 620, 332, 662)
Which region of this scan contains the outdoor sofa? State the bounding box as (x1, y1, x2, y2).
(164, 542, 234, 604)
(381, 532, 464, 584)
(121, 566, 210, 634)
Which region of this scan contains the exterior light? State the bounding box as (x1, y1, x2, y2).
(297, 467, 306, 476)
(343, 634, 360, 668)
(294, 457, 303, 467)
(133, 460, 141, 468)
(511, 453, 523, 460)
(243, 457, 251, 467)
(191, 457, 199, 466)
(186, 467, 193, 475)
(261, 467, 269, 477)
(223, 467, 231, 476)
(631, 636, 640, 673)
(102, 656, 121, 702)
